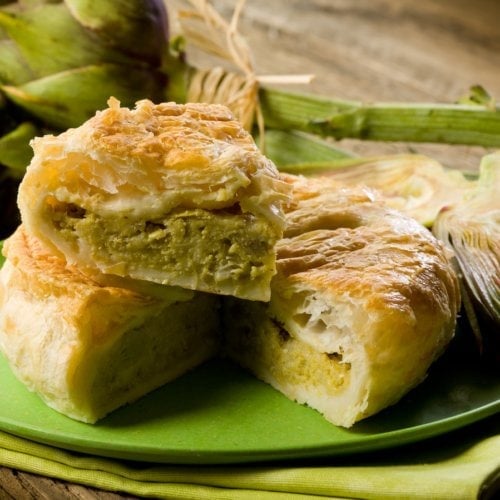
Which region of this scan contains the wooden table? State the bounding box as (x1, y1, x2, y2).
(1, 0, 499, 497)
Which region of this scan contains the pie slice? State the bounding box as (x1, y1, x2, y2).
(18, 98, 290, 301)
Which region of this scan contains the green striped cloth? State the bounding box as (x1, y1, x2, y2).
(1, 416, 498, 499)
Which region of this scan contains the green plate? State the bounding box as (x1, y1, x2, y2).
(0, 240, 499, 464)
(0, 324, 499, 464)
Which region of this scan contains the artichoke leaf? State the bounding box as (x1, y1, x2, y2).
(0, 3, 138, 78)
(1, 63, 167, 129)
(433, 153, 500, 324)
(0, 38, 34, 85)
(65, 0, 169, 66)
(0, 121, 38, 174)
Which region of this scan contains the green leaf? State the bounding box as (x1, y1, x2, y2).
(2, 63, 167, 129)
(457, 85, 496, 110)
(0, 121, 38, 175)
(0, 39, 34, 85)
(0, 4, 136, 78)
(65, 0, 168, 66)
(260, 129, 352, 168)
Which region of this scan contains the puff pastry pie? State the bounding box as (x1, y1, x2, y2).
(18, 98, 290, 301)
(0, 226, 220, 423)
(224, 174, 460, 427)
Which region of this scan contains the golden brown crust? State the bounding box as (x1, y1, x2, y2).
(4, 224, 135, 301)
(19, 98, 289, 220)
(277, 173, 459, 312)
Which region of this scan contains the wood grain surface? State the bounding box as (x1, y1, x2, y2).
(1, 0, 499, 498)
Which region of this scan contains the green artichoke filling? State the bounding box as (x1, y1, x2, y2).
(49, 202, 278, 291)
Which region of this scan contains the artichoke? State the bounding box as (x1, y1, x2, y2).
(433, 153, 500, 355)
(0, 0, 170, 127)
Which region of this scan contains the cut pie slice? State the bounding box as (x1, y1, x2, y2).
(18, 98, 290, 301)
